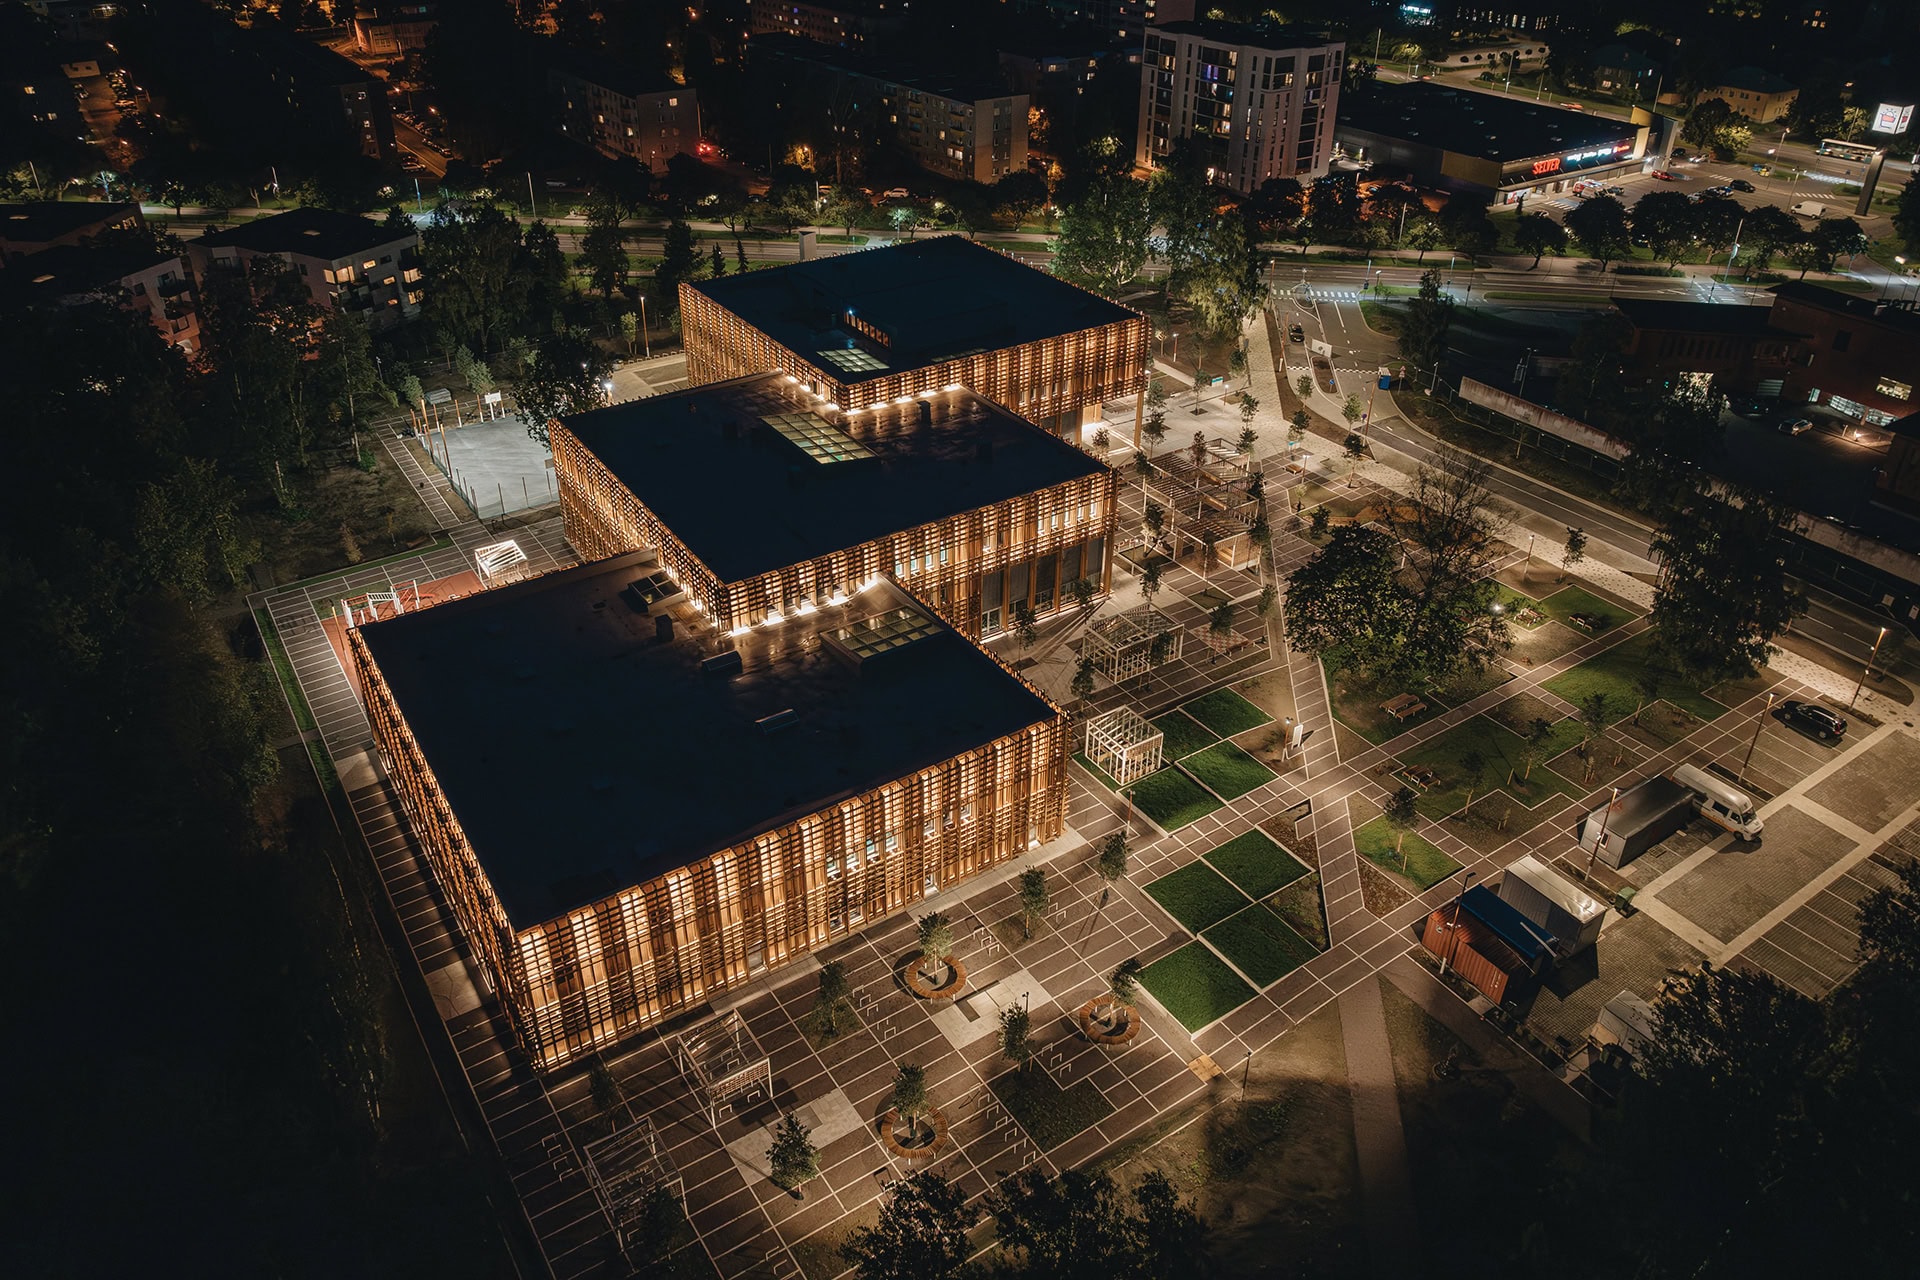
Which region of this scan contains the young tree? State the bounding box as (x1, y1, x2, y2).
(1561, 526, 1588, 581)
(815, 960, 851, 1036)
(1018, 868, 1049, 940)
(1398, 273, 1456, 390)
(1383, 785, 1420, 862)
(1097, 831, 1128, 892)
(1295, 373, 1315, 400)
(1342, 394, 1364, 430)
(1071, 656, 1098, 705)
(841, 1173, 976, 1280)
(618, 310, 640, 356)
(1146, 630, 1176, 689)
(1405, 216, 1445, 262)
(1520, 717, 1554, 781)
(1566, 195, 1633, 270)
(917, 912, 954, 987)
(1579, 691, 1613, 782)
(1011, 599, 1039, 650)
(1632, 663, 1664, 724)
(1309, 503, 1332, 538)
(1143, 408, 1169, 451)
(1257, 583, 1278, 617)
(1514, 212, 1569, 268)
(1066, 576, 1098, 617)
(1106, 957, 1142, 1020)
(1139, 557, 1163, 616)
(1199, 527, 1220, 582)
(999, 1005, 1033, 1070)
(767, 1112, 820, 1193)
(1143, 500, 1167, 547)
(1651, 486, 1804, 679)
(1209, 601, 1235, 646)
(1459, 749, 1488, 810)
(654, 218, 700, 316)
(890, 1064, 931, 1136)
(1239, 390, 1260, 428)
(1288, 408, 1310, 448)
(1342, 432, 1366, 486)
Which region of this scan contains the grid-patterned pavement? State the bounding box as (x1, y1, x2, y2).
(249, 412, 1917, 1277)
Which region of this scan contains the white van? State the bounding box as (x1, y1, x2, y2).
(1790, 201, 1827, 220)
(1671, 764, 1765, 840)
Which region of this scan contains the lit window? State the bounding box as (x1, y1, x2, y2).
(1878, 377, 1913, 401)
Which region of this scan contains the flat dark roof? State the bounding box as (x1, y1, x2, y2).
(687, 235, 1137, 378)
(1770, 281, 1920, 333)
(1150, 20, 1337, 50)
(751, 33, 1013, 104)
(560, 373, 1107, 584)
(0, 202, 139, 245)
(196, 208, 411, 263)
(549, 45, 677, 100)
(1337, 81, 1636, 165)
(1611, 298, 1777, 334)
(8, 243, 176, 297)
(355, 555, 1054, 927)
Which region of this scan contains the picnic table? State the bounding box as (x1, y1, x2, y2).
(1381, 693, 1428, 721)
(1404, 766, 1439, 788)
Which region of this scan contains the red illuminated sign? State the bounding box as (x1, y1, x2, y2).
(1532, 157, 1562, 176)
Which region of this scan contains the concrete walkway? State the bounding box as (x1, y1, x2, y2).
(1338, 978, 1420, 1275)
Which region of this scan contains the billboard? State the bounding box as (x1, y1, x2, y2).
(1873, 102, 1914, 135)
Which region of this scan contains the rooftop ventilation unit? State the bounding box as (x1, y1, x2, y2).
(756, 708, 800, 734)
(702, 650, 744, 677)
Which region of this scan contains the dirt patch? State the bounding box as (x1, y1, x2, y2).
(1101, 1000, 1366, 1279)
(1261, 808, 1320, 869)
(1358, 858, 1413, 916)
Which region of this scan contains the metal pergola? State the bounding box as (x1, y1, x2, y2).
(673, 1010, 773, 1128)
(1084, 611, 1185, 685)
(1084, 707, 1165, 786)
(581, 1118, 686, 1260)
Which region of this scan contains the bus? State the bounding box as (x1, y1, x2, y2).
(1817, 138, 1879, 163)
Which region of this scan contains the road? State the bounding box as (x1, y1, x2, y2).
(1277, 275, 1920, 679)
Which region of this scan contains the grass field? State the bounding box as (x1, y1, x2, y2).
(1206, 829, 1309, 899)
(1353, 816, 1462, 891)
(1184, 742, 1276, 801)
(1130, 768, 1223, 831)
(1140, 942, 1257, 1031)
(1267, 877, 1330, 951)
(1146, 862, 1248, 932)
(1203, 906, 1321, 987)
(1182, 688, 1274, 736)
(1395, 715, 1584, 818)
(1536, 583, 1638, 633)
(1152, 709, 1219, 760)
(1543, 631, 1727, 722)
(991, 1067, 1115, 1151)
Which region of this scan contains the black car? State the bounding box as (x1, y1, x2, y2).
(1288, 324, 1305, 343)
(1729, 179, 1755, 192)
(1779, 700, 1847, 740)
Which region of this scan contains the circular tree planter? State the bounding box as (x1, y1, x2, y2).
(1078, 999, 1140, 1048)
(900, 955, 968, 1002)
(878, 1107, 951, 1159)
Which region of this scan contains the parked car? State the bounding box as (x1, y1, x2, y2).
(1289, 324, 1305, 343)
(1778, 417, 1814, 435)
(1778, 700, 1847, 741)
(881, 188, 910, 199)
(1751, 163, 1773, 175)
(1729, 179, 1755, 192)
(1651, 169, 1677, 181)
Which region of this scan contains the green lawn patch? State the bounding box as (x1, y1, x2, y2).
(1543, 631, 1727, 722)
(1325, 662, 1440, 744)
(1129, 767, 1223, 831)
(1152, 709, 1219, 760)
(1146, 861, 1248, 932)
(1203, 906, 1321, 987)
(253, 609, 317, 734)
(1494, 587, 1544, 626)
(1396, 715, 1585, 818)
(1204, 829, 1309, 899)
(1140, 941, 1257, 1031)
(1183, 742, 1275, 801)
(1353, 816, 1462, 891)
(1181, 688, 1273, 737)
(1072, 751, 1122, 791)
(990, 1066, 1116, 1151)
(1536, 584, 1638, 633)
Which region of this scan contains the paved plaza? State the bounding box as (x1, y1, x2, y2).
(245, 318, 1920, 1279)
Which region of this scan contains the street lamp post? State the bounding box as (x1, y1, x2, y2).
(1851, 626, 1889, 708)
(1584, 787, 1621, 880)
(1739, 692, 1777, 784)
(1438, 870, 1478, 978)
(638, 293, 651, 359)
(1525, 532, 1536, 579)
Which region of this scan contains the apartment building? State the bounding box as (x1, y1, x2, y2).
(191, 208, 422, 333)
(550, 50, 701, 171)
(1137, 19, 1345, 194)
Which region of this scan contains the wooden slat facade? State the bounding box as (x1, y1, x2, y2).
(552, 420, 1118, 638)
(679, 271, 1151, 440)
(353, 623, 1069, 1071)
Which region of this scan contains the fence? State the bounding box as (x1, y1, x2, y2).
(419, 419, 560, 521)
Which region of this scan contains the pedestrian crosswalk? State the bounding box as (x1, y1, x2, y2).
(1302, 287, 1361, 301)
(1538, 197, 1580, 211)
